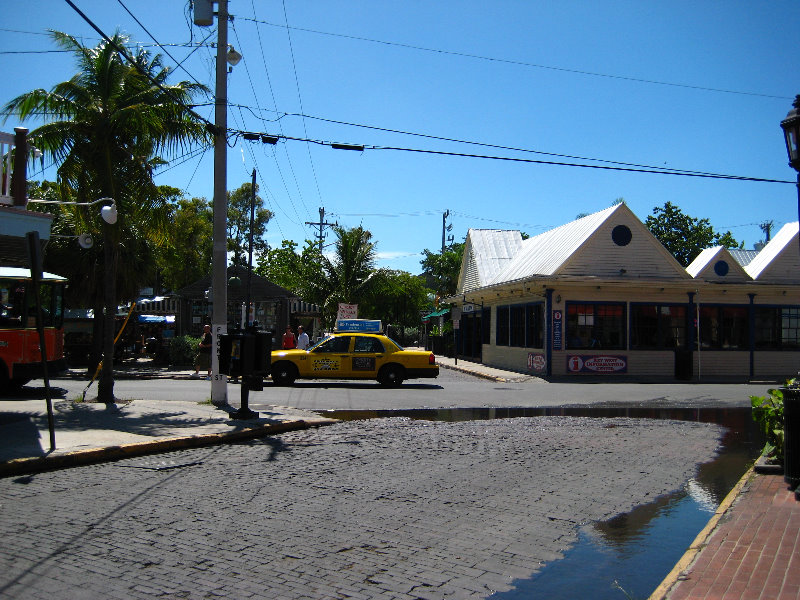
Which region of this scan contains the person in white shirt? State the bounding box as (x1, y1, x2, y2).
(296, 325, 310, 350)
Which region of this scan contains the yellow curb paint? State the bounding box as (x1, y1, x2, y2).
(647, 465, 755, 600)
(0, 419, 337, 478)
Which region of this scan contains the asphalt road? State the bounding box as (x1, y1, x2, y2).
(20, 368, 769, 412)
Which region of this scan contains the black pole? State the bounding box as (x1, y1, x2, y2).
(26, 232, 56, 451)
(245, 168, 255, 328)
(230, 170, 259, 420)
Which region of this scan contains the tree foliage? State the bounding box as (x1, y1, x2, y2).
(3, 31, 210, 401)
(645, 202, 742, 267)
(154, 188, 213, 292)
(420, 242, 464, 299)
(226, 181, 273, 268)
(255, 239, 323, 300)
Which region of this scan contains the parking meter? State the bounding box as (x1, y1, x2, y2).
(220, 328, 272, 419)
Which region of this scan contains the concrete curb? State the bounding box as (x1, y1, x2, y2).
(647, 464, 755, 600)
(0, 418, 337, 479)
(439, 362, 506, 382)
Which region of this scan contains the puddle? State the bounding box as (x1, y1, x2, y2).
(317, 406, 761, 599)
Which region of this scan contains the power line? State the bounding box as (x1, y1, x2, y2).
(211, 104, 782, 181)
(62, 0, 215, 130)
(230, 17, 306, 237)
(116, 0, 210, 96)
(239, 16, 793, 102)
(279, 0, 324, 211)
(234, 128, 796, 184)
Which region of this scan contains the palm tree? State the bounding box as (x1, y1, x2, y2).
(4, 31, 209, 401)
(310, 226, 379, 327)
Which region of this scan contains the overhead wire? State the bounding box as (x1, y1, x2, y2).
(229, 128, 797, 185)
(247, 0, 320, 238)
(279, 0, 325, 211)
(239, 16, 793, 102)
(116, 0, 212, 99)
(230, 16, 302, 235)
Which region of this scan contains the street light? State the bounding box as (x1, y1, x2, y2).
(27, 196, 118, 225)
(780, 95, 800, 257)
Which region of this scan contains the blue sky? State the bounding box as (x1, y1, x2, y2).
(2, 1, 799, 274)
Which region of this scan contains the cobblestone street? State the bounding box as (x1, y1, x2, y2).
(0, 417, 723, 599)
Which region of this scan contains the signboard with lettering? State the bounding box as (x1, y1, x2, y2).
(335, 319, 382, 333)
(552, 310, 563, 351)
(528, 353, 546, 373)
(337, 303, 358, 320)
(566, 355, 627, 374)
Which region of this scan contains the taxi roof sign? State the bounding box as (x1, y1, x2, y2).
(335, 319, 382, 333)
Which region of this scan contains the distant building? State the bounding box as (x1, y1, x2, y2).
(449, 203, 800, 381)
(176, 265, 299, 345)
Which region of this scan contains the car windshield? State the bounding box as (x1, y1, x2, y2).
(387, 337, 404, 350)
(307, 334, 334, 352)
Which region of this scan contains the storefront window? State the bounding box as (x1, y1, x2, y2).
(566, 302, 626, 350)
(631, 304, 686, 349)
(526, 304, 543, 348)
(496, 306, 509, 346)
(698, 305, 748, 349)
(755, 306, 800, 350)
(495, 303, 544, 348)
(510, 305, 525, 346)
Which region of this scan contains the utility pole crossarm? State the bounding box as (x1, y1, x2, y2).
(305, 206, 337, 254)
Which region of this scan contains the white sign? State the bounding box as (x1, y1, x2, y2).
(337, 303, 358, 320)
(462, 304, 475, 313)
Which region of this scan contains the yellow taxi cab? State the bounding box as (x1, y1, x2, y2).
(270, 320, 439, 386)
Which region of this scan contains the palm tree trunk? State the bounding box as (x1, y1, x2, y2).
(97, 222, 116, 403)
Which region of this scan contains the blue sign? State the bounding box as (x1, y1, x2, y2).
(335, 319, 382, 333)
(552, 310, 562, 350)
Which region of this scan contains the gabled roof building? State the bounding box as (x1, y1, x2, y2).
(450, 203, 800, 381)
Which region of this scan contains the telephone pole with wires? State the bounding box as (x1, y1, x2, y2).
(306, 207, 337, 255)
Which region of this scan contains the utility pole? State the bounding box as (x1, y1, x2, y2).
(442, 210, 453, 253)
(759, 220, 774, 243)
(198, 0, 233, 406)
(305, 207, 337, 255)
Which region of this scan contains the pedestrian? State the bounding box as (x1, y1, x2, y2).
(296, 325, 310, 350)
(282, 325, 297, 349)
(193, 324, 213, 379)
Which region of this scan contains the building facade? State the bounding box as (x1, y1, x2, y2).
(451, 203, 800, 381)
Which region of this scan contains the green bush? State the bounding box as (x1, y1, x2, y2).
(751, 383, 789, 463)
(169, 335, 201, 366)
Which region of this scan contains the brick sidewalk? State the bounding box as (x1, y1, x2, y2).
(665, 472, 800, 600)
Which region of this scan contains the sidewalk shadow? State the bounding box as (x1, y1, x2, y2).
(0, 412, 48, 459)
(0, 384, 69, 400)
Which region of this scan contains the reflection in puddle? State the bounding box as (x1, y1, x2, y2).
(494, 487, 715, 599)
(317, 406, 761, 599)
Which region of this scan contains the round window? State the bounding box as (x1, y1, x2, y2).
(611, 225, 632, 247)
(714, 260, 729, 276)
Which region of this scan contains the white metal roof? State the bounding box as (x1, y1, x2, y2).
(745, 222, 799, 280)
(686, 246, 752, 280)
(0, 266, 67, 281)
(487, 204, 620, 284)
(686, 247, 721, 278)
(458, 229, 523, 293)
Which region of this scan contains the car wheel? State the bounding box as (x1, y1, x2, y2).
(379, 364, 404, 387)
(271, 362, 297, 386)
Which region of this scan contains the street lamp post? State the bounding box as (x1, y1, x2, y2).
(779, 94, 800, 495)
(780, 95, 800, 256)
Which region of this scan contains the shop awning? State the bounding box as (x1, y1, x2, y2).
(137, 314, 175, 324)
(421, 307, 450, 321)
